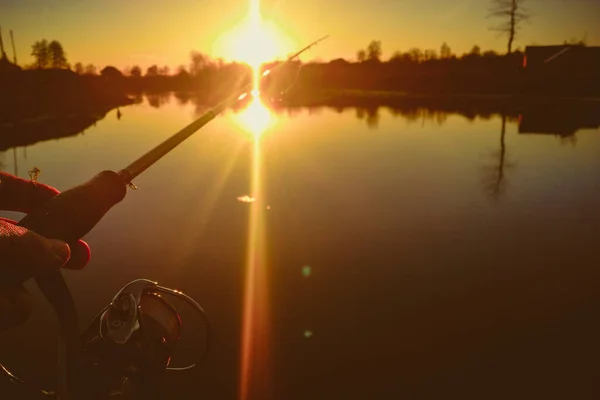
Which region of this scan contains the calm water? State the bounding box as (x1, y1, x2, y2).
(1, 95, 600, 399)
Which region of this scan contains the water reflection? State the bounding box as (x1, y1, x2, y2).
(5, 92, 596, 155)
(146, 92, 171, 109)
(2, 94, 598, 158)
(481, 114, 516, 201)
(231, 94, 277, 139)
(0, 112, 111, 152)
(355, 107, 380, 129)
(235, 94, 273, 400)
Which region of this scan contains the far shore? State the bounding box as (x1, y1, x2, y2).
(1, 88, 598, 152)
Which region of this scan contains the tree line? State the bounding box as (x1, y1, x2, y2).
(355, 40, 518, 64)
(22, 0, 536, 75)
(27, 39, 530, 78)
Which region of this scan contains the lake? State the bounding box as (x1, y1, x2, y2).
(1, 94, 600, 399)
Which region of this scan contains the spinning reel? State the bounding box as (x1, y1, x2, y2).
(2, 279, 209, 399)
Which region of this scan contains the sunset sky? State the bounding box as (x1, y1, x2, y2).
(2, 0, 598, 70)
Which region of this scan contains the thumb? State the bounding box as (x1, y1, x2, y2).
(0, 221, 71, 286)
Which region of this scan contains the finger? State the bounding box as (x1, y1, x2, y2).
(0, 172, 59, 213)
(0, 285, 33, 330)
(63, 240, 91, 270)
(0, 221, 71, 286)
(1, 218, 90, 271)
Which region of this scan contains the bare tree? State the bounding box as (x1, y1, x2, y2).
(488, 0, 531, 54)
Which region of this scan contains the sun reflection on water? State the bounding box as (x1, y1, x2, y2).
(232, 92, 277, 140)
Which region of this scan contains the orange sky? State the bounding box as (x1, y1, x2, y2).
(2, 0, 598, 70)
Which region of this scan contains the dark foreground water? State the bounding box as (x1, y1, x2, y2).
(1, 95, 600, 399)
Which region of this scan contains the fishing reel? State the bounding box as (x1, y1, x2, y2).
(2, 279, 209, 400)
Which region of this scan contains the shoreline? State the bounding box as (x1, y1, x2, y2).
(1, 89, 598, 152)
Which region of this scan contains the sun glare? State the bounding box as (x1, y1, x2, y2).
(216, 0, 295, 70)
(233, 95, 277, 139)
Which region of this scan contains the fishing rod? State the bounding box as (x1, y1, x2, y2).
(2, 35, 329, 400)
(122, 34, 329, 184)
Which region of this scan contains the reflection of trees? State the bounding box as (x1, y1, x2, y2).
(132, 92, 144, 104)
(560, 135, 577, 147)
(307, 106, 322, 116)
(0, 113, 109, 151)
(145, 93, 171, 108)
(286, 107, 302, 118)
(481, 114, 515, 202)
(174, 91, 191, 106)
(355, 107, 380, 129)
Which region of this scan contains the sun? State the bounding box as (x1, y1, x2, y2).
(216, 0, 295, 70)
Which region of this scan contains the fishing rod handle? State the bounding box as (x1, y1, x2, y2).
(17, 170, 128, 243)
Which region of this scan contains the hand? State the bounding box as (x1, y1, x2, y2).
(0, 172, 90, 330)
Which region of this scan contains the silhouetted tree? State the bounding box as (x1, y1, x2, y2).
(84, 64, 97, 75)
(31, 39, 49, 68)
(407, 48, 423, 63)
(563, 35, 587, 46)
(158, 65, 170, 76)
(483, 50, 499, 58)
(176, 65, 189, 76)
(129, 65, 142, 78)
(356, 49, 366, 62)
(424, 49, 438, 61)
(389, 50, 403, 63)
(488, 0, 531, 54)
(100, 66, 123, 79)
(145, 64, 159, 77)
(440, 42, 452, 59)
(73, 62, 84, 74)
(48, 40, 68, 69)
(189, 51, 210, 76)
(470, 45, 482, 57)
(366, 40, 382, 62)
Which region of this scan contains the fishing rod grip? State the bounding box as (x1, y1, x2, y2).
(17, 170, 128, 243)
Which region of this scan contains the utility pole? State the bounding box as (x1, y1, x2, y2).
(0, 26, 7, 60)
(10, 30, 17, 64)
